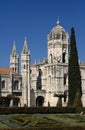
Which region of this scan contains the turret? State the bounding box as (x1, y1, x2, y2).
(21, 37, 30, 106)
(10, 41, 19, 74)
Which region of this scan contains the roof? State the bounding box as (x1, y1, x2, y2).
(48, 20, 68, 41)
(51, 20, 66, 34)
(0, 68, 18, 75)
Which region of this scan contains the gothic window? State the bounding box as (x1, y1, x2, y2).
(64, 91, 67, 102)
(49, 76, 51, 85)
(50, 54, 53, 63)
(30, 69, 32, 74)
(12, 67, 14, 71)
(24, 65, 25, 69)
(56, 33, 60, 39)
(15, 67, 16, 72)
(2, 80, 5, 89)
(62, 52, 66, 63)
(62, 31, 66, 40)
(27, 64, 28, 69)
(39, 69, 42, 76)
(64, 74, 67, 85)
(62, 34, 64, 40)
(14, 80, 19, 90)
(20, 83, 22, 90)
(36, 69, 42, 90)
(26, 51, 28, 54)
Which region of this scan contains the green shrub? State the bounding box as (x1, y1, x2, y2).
(0, 107, 77, 114)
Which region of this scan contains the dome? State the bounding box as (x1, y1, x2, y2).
(48, 20, 67, 41)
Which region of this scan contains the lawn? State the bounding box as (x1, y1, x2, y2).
(0, 114, 85, 128)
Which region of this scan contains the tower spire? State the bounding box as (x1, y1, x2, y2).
(23, 37, 29, 54)
(10, 41, 19, 73)
(21, 37, 30, 106)
(11, 41, 17, 56)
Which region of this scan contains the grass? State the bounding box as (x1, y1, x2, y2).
(0, 114, 85, 128)
(0, 122, 9, 128)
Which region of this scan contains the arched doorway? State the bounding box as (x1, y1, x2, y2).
(36, 96, 44, 106)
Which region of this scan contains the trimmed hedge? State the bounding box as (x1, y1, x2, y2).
(0, 126, 85, 130)
(0, 107, 79, 114)
(0, 106, 85, 115)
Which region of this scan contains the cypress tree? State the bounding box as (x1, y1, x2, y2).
(68, 27, 82, 106)
(73, 89, 82, 107)
(57, 97, 62, 107)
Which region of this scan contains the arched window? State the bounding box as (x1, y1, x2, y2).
(14, 80, 19, 90)
(50, 54, 53, 63)
(39, 69, 42, 76)
(64, 74, 67, 85)
(27, 64, 28, 69)
(36, 69, 42, 90)
(62, 33, 66, 40)
(12, 67, 14, 71)
(56, 33, 60, 39)
(64, 90, 67, 102)
(15, 67, 16, 72)
(49, 76, 51, 85)
(24, 65, 25, 69)
(62, 31, 66, 40)
(62, 52, 66, 63)
(2, 80, 5, 89)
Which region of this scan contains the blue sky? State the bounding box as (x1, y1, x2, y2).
(0, 0, 85, 67)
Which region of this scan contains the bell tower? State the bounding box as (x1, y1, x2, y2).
(47, 20, 69, 64)
(21, 37, 30, 106)
(10, 41, 19, 74)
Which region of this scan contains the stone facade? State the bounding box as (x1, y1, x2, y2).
(0, 20, 85, 107)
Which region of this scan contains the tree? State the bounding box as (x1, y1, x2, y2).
(68, 27, 82, 106)
(57, 97, 62, 107)
(73, 89, 82, 107)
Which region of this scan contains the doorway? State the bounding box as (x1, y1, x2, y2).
(36, 96, 44, 106)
